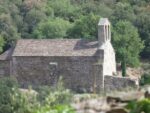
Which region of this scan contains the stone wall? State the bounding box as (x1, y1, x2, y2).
(104, 75, 136, 92)
(12, 56, 103, 93)
(0, 60, 10, 77)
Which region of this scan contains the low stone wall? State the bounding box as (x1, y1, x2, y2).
(0, 60, 10, 77)
(104, 75, 137, 92)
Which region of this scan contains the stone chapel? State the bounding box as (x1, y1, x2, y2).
(0, 18, 136, 92)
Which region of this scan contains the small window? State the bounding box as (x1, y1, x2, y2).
(108, 25, 110, 40)
(49, 62, 58, 76)
(49, 62, 58, 66)
(105, 25, 107, 41)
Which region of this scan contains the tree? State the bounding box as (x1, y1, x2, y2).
(0, 36, 5, 53)
(0, 14, 20, 49)
(33, 18, 72, 39)
(47, 0, 79, 21)
(111, 2, 136, 24)
(68, 13, 100, 40)
(79, 1, 113, 18)
(135, 13, 150, 58)
(112, 21, 144, 76)
(22, 8, 47, 38)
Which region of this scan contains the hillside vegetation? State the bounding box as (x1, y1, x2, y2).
(1, 77, 150, 113)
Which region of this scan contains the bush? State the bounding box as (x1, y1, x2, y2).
(35, 77, 75, 113)
(0, 77, 39, 113)
(33, 104, 75, 113)
(140, 73, 150, 86)
(0, 77, 75, 113)
(11, 89, 39, 113)
(127, 99, 150, 113)
(37, 77, 73, 106)
(0, 77, 18, 113)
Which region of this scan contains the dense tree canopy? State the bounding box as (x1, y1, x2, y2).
(112, 21, 144, 76)
(111, 2, 136, 23)
(135, 12, 150, 58)
(33, 18, 72, 39)
(68, 13, 99, 39)
(113, 21, 144, 66)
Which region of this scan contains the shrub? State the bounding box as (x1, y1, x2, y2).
(33, 104, 75, 113)
(0, 77, 39, 113)
(0, 77, 18, 113)
(37, 77, 73, 106)
(11, 89, 39, 113)
(127, 99, 150, 113)
(140, 73, 150, 86)
(34, 77, 75, 113)
(0, 77, 75, 113)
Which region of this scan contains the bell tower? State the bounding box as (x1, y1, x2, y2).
(98, 18, 111, 48)
(97, 18, 116, 76)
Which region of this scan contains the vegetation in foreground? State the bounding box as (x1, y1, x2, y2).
(1, 77, 150, 113)
(127, 99, 150, 113)
(0, 77, 75, 113)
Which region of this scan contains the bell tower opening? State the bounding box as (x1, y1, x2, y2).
(98, 18, 111, 48)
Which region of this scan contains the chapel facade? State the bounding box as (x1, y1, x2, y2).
(0, 18, 136, 92)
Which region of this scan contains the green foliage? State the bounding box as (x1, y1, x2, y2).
(111, 2, 136, 23)
(0, 0, 21, 50)
(33, 104, 75, 113)
(33, 18, 72, 39)
(51, 104, 75, 113)
(113, 21, 144, 67)
(11, 91, 39, 113)
(121, 58, 126, 77)
(23, 8, 47, 37)
(140, 73, 150, 86)
(127, 99, 150, 113)
(0, 13, 20, 49)
(34, 77, 74, 113)
(41, 5, 54, 17)
(112, 21, 144, 76)
(0, 77, 18, 113)
(79, 1, 113, 17)
(68, 13, 100, 39)
(0, 77, 75, 113)
(0, 35, 5, 53)
(37, 77, 72, 106)
(48, 0, 79, 21)
(0, 77, 38, 113)
(135, 12, 150, 58)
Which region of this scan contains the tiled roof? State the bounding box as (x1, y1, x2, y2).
(13, 39, 99, 56)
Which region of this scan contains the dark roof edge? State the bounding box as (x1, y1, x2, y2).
(0, 47, 14, 61)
